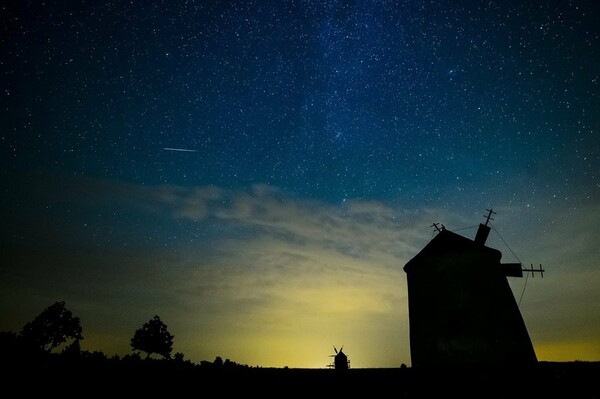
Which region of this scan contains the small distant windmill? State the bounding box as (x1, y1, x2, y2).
(328, 346, 350, 370)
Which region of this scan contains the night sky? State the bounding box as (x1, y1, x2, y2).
(1, 1, 599, 367)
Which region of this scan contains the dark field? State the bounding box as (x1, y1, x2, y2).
(7, 358, 599, 397)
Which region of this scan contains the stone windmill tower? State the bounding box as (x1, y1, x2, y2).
(403, 210, 543, 367)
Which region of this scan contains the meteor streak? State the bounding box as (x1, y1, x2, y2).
(163, 147, 197, 153)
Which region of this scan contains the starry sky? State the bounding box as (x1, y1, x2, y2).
(1, 1, 599, 368)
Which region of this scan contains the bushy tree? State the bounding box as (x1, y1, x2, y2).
(130, 315, 174, 359)
(20, 301, 83, 352)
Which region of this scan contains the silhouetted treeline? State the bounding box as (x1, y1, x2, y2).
(0, 300, 253, 389)
(0, 329, 251, 371)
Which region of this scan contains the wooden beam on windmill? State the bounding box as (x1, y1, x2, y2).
(522, 264, 545, 278)
(502, 262, 524, 278)
(474, 208, 496, 245)
(431, 222, 445, 233)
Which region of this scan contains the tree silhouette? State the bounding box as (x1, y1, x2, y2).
(130, 315, 174, 359)
(20, 301, 83, 352)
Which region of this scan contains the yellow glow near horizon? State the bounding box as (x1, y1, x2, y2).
(184, 273, 409, 368)
(536, 340, 600, 362)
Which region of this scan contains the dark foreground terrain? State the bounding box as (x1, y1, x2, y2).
(4, 355, 599, 398)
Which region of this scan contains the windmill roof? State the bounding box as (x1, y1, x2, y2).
(403, 229, 502, 273)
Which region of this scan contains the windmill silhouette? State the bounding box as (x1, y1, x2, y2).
(404, 209, 541, 366)
(328, 345, 349, 370)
